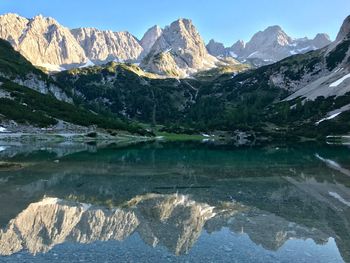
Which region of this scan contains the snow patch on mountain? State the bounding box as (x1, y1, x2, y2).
(329, 73, 350, 87)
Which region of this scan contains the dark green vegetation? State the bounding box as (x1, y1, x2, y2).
(0, 39, 46, 79)
(326, 40, 350, 70)
(0, 40, 147, 134)
(55, 62, 199, 125)
(2, 25, 350, 140)
(56, 61, 290, 133)
(0, 79, 146, 133)
(55, 36, 350, 141)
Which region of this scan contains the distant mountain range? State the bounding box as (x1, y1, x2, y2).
(0, 13, 349, 142)
(0, 13, 331, 76)
(206, 26, 331, 67)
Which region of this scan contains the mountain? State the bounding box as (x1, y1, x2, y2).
(207, 26, 332, 66)
(0, 193, 334, 257)
(140, 25, 163, 55)
(200, 14, 350, 138)
(206, 39, 226, 57)
(0, 38, 71, 102)
(140, 18, 218, 77)
(55, 62, 200, 125)
(0, 13, 145, 71)
(284, 15, 350, 100)
(0, 13, 87, 71)
(71, 28, 144, 64)
(0, 13, 332, 75)
(55, 15, 350, 140)
(0, 38, 145, 134)
(0, 14, 219, 76)
(1, 12, 350, 140)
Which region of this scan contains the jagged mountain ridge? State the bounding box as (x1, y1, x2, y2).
(140, 18, 218, 77)
(140, 25, 163, 55)
(55, 15, 350, 138)
(0, 13, 220, 76)
(0, 13, 87, 71)
(71, 27, 144, 64)
(0, 13, 145, 71)
(0, 12, 332, 77)
(0, 193, 333, 256)
(207, 25, 331, 66)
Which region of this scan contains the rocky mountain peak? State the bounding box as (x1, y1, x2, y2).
(249, 25, 292, 48)
(336, 15, 350, 42)
(172, 18, 192, 29)
(206, 39, 226, 57)
(140, 25, 163, 54)
(141, 18, 217, 77)
(206, 24, 331, 67)
(312, 33, 331, 48)
(31, 14, 57, 24)
(0, 13, 87, 70)
(18, 14, 87, 68)
(314, 33, 330, 42)
(231, 40, 245, 49)
(0, 13, 28, 46)
(230, 40, 246, 58)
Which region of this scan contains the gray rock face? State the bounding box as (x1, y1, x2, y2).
(206, 39, 226, 57)
(13, 74, 72, 103)
(0, 14, 87, 71)
(0, 13, 28, 46)
(0, 13, 145, 71)
(71, 28, 144, 63)
(230, 40, 245, 58)
(313, 33, 332, 47)
(140, 25, 163, 55)
(141, 18, 217, 77)
(243, 25, 293, 61)
(335, 15, 350, 43)
(207, 25, 332, 66)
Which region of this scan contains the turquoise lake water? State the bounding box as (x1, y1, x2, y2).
(0, 141, 349, 262)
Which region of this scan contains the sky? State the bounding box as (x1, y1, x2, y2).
(0, 0, 349, 46)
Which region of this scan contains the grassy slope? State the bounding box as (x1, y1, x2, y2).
(0, 39, 147, 135)
(0, 79, 145, 133)
(51, 39, 350, 139)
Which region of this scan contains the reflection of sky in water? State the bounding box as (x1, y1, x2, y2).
(0, 230, 344, 263)
(0, 142, 349, 262)
(0, 146, 7, 152)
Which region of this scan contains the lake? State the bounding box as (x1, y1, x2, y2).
(0, 141, 349, 263)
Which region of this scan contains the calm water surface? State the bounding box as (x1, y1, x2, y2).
(0, 141, 349, 263)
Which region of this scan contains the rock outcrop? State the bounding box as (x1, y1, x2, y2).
(140, 25, 163, 55)
(141, 18, 218, 77)
(71, 28, 144, 63)
(0, 13, 87, 71)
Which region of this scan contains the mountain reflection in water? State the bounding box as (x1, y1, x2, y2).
(0, 141, 349, 262)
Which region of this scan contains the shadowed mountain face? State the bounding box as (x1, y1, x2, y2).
(0, 142, 349, 262)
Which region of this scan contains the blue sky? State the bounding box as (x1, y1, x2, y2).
(0, 0, 349, 46)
